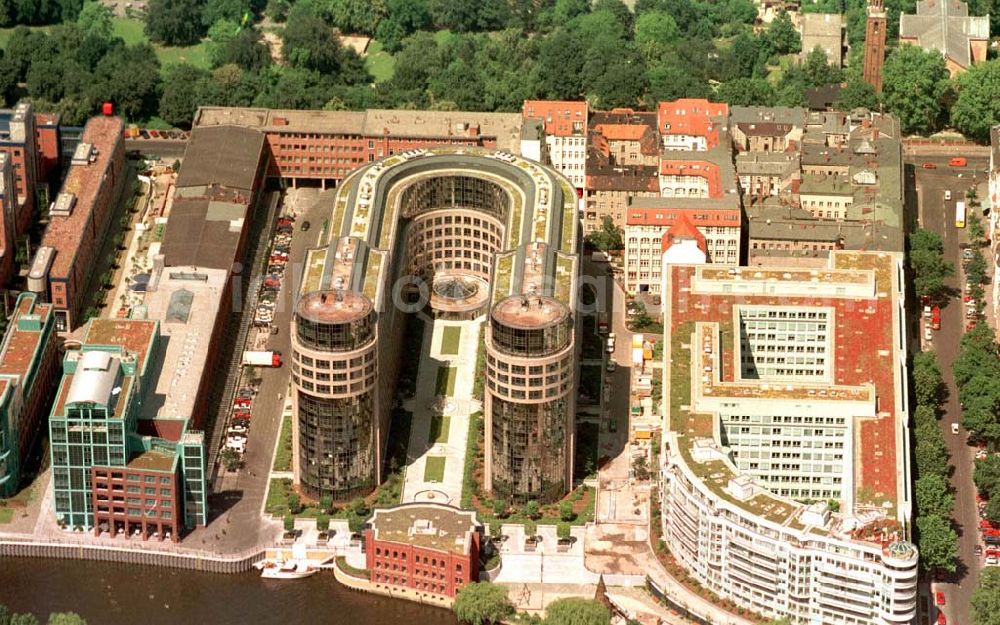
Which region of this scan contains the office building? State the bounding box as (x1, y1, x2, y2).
(365, 503, 481, 598)
(293, 148, 579, 503)
(660, 251, 917, 625)
(30, 114, 126, 331)
(0, 293, 59, 497)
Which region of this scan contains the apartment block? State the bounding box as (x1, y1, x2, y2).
(0, 102, 39, 235)
(48, 319, 206, 538)
(521, 100, 588, 189)
(30, 115, 126, 331)
(657, 99, 729, 152)
(660, 251, 917, 625)
(194, 106, 522, 188)
(366, 503, 481, 599)
(583, 109, 659, 231)
(0, 293, 59, 497)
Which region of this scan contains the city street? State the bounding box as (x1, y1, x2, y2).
(910, 152, 989, 625)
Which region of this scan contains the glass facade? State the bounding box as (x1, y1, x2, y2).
(490, 397, 567, 504)
(180, 438, 207, 527)
(296, 308, 375, 352)
(51, 413, 127, 528)
(297, 389, 375, 499)
(400, 175, 511, 220)
(489, 315, 572, 358)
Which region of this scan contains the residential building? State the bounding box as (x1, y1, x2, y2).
(30, 114, 126, 331)
(657, 99, 729, 152)
(293, 148, 579, 504)
(583, 109, 659, 231)
(730, 106, 806, 154)
(0, 293, 59, 498)
(0, 154, 16, 286)
(48, 319, 207, 539)
(660, 251, 917, 625)
(899, 0, 988, 76)
(194, 107, 523, 189)
(521, 100, 588, 189)
(365, 503, 481, 599)
(801, 13, 845, 66)
(0, 102, 39, 235)
(863, 0, 889, 91)
(735, 152, 800, 200)
(623, 194, 742, 295)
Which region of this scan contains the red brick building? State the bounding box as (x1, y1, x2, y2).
(365, 503, 481, 598)
(192, 107, 522, 189)
(34, 111, 61, 182)
(30, 115, 126, 331)
(91, 455, 184, 542)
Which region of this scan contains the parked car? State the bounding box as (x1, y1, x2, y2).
(952, 423, 960, 434)
(301, 220, 311, 232)
(936, 592, 946, 606)
(945, 190, 952, 201)
(922, 162, 937, 169)
(950, 157, 968, 167)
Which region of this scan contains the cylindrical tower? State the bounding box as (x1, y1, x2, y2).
(484, 295, 575, 504)
(291, 289, 377, 500)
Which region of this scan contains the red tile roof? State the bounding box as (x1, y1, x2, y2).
(659, 159, 724, 197)
(625, 207, 742, 228)
(522, 100, 588, 137)
(657, 99, 729, 148)
(661, 213, 707, 253)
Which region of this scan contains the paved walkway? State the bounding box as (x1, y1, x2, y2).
(400, 318, 482, 505)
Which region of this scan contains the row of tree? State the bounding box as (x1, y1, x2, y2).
(453, 583, 612, 625)
(911, 351, 959, 573)
(973, 568, 1000, 625)
(909, 229, 953, 302)
(0, 607, 86, 625)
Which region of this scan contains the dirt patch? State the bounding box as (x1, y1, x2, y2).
(339, 35, 371, 56)
(261, 31, 284, 64)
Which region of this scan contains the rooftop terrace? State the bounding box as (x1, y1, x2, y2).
(369, 504, 479, 555)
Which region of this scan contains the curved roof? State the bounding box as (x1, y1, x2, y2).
(299, 148, 580, 317)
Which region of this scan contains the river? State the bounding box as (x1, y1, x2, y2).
(0, 558, 457, 625)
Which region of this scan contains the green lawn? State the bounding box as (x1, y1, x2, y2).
(364, 39, 395, 83)
(273, 412, 293, 472)
(428, 415, 451, 444)
(424, 456, 447, 482)
(435, 366, 457, 396)
(111, 17, 211, 70)
(440, 326, 462, 356)
(0, 25, 50, 48)
(265, 478, 293, 515)
(112, 18, 146, 44)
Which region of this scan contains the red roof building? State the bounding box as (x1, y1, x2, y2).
(657, 99, 729, 151)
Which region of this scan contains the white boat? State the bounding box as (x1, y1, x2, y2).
(259, 559, 317, 580)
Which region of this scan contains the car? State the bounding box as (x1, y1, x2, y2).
(945, 190, 952, 201)
(925, 327, 933, 341)
(952, 423, 960, 434)
(976, 545, 984, 556)
(937, 613, 947, 625)
(950, 157, 968, 167)
(963, 249, 975, 260)
(606, 360, 617, 373)
(923, 162, 937, 169)
(936, 592, 946, 606)
(923, 305, 932, 318)
(301, 220, 311, 232)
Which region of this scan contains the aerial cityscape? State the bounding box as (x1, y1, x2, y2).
(1, 0, 1000, 624)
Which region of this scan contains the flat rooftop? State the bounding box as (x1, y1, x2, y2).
(41, 116, 123, 279)
(175, 126, 265, 192)
(666, 251, 905, 533)
(194, 107, 524, 152)
(81, 319, 158, 373)
(159, 194, 248, 270)
(0, 295, 51, 379)
(127, 449, 176, 473)
(297, 289, 372, 324)
(370, 504, 479, 555)
(140, 268, 227, 421)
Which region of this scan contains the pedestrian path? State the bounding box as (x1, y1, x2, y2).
(400, 317, 483, 505)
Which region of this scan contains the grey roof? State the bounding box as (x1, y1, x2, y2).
(801, 13, 844, 66)
(730, 106, 807, 128)
(747, 203, 904, 251)
(899, 0, 989, 69)
(175, 126, 265, 191)
(736, 152, 800, 176)
(159, 196, 248, 269)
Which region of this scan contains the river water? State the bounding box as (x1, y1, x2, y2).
(0, 558, 457, 625)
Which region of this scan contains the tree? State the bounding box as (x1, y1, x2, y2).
(145, 0, 207, 46)
(206, 19, 240, 67)
(533, 29, 584, 100)
(915, 474, 954, 517)
(634, 10, 679, 63)
(492, 499, 507, 517)
(585, 44, 647, 109)
(802, 47, 843, 87)
(351, 496, 369, 517)
(837, 77, 878, 111)
(46, 615, 86, 625)
(159, 63, 212, 127)
(203, 0, 251, 28)
(916, 514, 958, 573)
(283, 513, 295, 534)
(881, 45, 948, 135)
(524, 500, 540, 520)
(316, 513, 330, 534)
(219, 447, 241, 472)
(217, 28, 271, 71)
(716, 77, 776, 106)
(645, 63, 713, 103)
(951, 60, 1000, 142)
(913, 350, 945, 406)
(586, 216, 624, 251)
(971, 568, 1000, 625)
(76, 2, 112, 41)
(325, 0, 385, 35)
(319, 494, 334, 513)
(559, 500, 575, 522)
(427, 0, 510, 32)
(9, 615, 38, 625)
(282, 7, 363, 77)
(986, 496, 1000, 525)
(375, 0, 430, 52)
(542, 597, 611, 625)
(975, 456, 1000, 496)
(267, 0, 290, 22)
(287, 493, 301, 514)
(453, 583, 514, 625)
(765, 10, 801, 54)
(909, 228, 954, 300)
(556, 522, 571, 541)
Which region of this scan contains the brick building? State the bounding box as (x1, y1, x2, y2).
(0, 154, 17, 286)
(365, 503, 481, 598)
(193, 107, 522, 189)
(30, 115, 126, 331)
(0, 102, 40, 235)
(0, 293, 59, 497)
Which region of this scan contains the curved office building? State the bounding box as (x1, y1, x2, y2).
(292, 148, 579, 501)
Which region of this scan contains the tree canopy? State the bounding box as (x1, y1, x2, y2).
(881, 45, 949, 135)
(452, 583, 514, 625)
(542, 598, 611, 625)
(951, 58, 1000, 142)
(972, 568, 1000, 625)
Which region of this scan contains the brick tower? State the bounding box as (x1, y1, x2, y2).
(862, 0, 888, 92)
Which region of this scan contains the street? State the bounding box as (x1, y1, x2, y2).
(910, 152, 989, 625)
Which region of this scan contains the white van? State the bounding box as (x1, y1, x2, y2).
(945, 190, 952, 201)
(951, 423, 960, 434)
